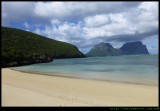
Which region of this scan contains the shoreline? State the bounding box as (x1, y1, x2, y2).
(2, 68, 158, 106)
(11, 68, 158, 87)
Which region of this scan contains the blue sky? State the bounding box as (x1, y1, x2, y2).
(2, 2, 158, 54)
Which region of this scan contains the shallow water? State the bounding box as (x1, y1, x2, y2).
(14, 55, 159, 86)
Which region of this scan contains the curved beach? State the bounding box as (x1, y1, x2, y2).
(2, 68, 158, 106)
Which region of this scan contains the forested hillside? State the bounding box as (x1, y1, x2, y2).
(2, 27, 84, 67)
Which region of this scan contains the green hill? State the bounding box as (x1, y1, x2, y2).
(2, 27, 85, 67)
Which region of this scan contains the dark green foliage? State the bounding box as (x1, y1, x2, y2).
(2, 27, 85, 67)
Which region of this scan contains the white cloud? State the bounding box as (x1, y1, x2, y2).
(24, 22, 30, 28)
(84, 14, 111, 27)
(1, 2, 143, 25)
(2, 2, 158, 54)
(32, 2, 158, 54)
(34, 21, 85, 45)
(51, 19, 61, 26)
(33, 2, 141, 21)
(139, 2, 158, 20)
(34, 28, 42, 35)
(83, 13, 135, 39)
(82, 2, 158, 40)
(34, 2, 69, 19)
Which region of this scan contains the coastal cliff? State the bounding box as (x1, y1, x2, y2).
(2, 27, 85, 67)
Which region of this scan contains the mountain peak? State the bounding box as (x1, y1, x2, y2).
(123, 41, 142, 45)
(86, 42, 122, 56)
(86, 41, 149, 57)
(120, 41, 149, 55)
(96, 42, 113, 48)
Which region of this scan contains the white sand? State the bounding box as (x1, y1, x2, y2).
(2, 68, 158, 106)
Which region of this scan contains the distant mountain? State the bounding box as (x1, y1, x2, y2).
(2, 27, 85, 67)
(120, 41, 149, 55)
(86, 42, 123, 56)
(86, 41, 149, 57)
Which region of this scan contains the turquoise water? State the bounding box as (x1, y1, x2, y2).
(13, 55, 159, 86)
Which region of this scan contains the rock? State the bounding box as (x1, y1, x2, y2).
(86, 41, 149, 57)
(120, 41, 149, 55)
(86, 42, 123, 56)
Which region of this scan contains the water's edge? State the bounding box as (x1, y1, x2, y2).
(12, 55, 158, 86)
(11, 68, 158, 87)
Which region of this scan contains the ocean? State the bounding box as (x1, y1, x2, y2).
(13, 55, 158, 86)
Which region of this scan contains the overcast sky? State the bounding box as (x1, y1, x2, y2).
(2, 2, 158, 54)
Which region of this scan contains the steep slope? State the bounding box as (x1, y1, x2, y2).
(86, 41, 149, 57)
(2, 27, 84, 67)
(120, 41, 149, 55)
(86, 42, 123, 56)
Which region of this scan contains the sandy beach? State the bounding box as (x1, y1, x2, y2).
(2, 68, 158, 106)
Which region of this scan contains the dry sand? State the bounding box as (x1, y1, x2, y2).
(2, 68, 158, 106)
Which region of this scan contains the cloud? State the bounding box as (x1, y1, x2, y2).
(82, 2, 158, 40)
(83, 13, 132, 39)
(106, 28, 158, 42)
(24, 22, 30, 29)
(2, 2, 50, 26)
(84, 14, 112, 27)
(2, 2, 158, 54)
(34, 20, 85, 45)
(51, 19, 61, 26)
(2, 2, 35, 22)
(33, 2, 141, 21)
